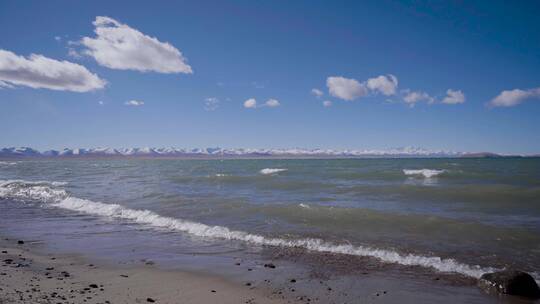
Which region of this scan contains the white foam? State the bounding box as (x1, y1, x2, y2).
(260, 168, 287, 175)
(0, 161, 18, 166)
(0, 179, 498, 279)
(0, 180, 68, 202)
(403, 169, 445, 178)
(299, 203, 311, 209)
(215, 173, 228, 177)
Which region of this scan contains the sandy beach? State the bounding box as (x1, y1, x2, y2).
(0, 237, 290, 304)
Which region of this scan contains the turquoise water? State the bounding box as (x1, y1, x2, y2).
(0, 158, 539, 280)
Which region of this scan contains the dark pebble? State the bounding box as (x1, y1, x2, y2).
(89, 284, 98, 288)
(147, 298, 155, 303)
(245, 282, 251, 286)
(211, 290, 216, 293)
(290, 279, 296, 283)
(17, 240, 24, 244)
(264, 263, 276, 269)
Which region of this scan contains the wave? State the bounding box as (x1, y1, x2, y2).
(298, 203, 311, 209)
(403, 169, 445, 178)
(260, 168, 287, 175)
(0, 179, 498, 279)
(0, 161, 18, 166)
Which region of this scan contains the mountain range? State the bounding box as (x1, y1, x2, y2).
(0, 146, 523, 158)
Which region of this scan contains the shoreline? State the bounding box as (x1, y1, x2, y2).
(0, 237, 289, 304)
(2, 235, 528, 304)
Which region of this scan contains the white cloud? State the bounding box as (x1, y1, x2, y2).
(54, 36, 61, 41)
(403, 90, 434, 106)
(81, 16, 192, 74)
(67, 48, 82, 59)
(0, 49, 106, 92)
(243, 98, 257, 109)
(125, 100, 144, 106)
(366, 74, 398, 96)
(442, 89, 465, 104)
(326, 76, 367, 101)
(265, 98, 280, 107)
(204, 97, 220, 111)
(489, 87, 540, 107)
(311, 88, 323, 98)
(323, 100, 332, 107)
(98, 100, 104, 105)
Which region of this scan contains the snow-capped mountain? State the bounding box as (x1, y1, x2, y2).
(0, 146, 467, 158)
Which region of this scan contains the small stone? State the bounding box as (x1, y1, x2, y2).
(146, 298, 155, 303)
(17, 240, 24, 245)
(264, 263, 276, 269)
(290, 279, 296, 283)
(89, 284, 98, 288)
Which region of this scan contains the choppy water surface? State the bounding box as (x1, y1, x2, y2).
(1, 158, 539, 280)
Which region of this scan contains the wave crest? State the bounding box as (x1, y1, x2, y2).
(403, 169, 445, 178)
(260, 168, 287, 175)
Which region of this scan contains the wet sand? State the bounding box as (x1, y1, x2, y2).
(0, 238, 288, 304)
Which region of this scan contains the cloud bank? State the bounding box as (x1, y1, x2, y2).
(125, 100, 144, 106)
(325, 74, 465, 107)
(0, 49, 106, 92)
(244, 98, 257, 108)
(366, 74, 398, 96)
(81, 16, 192, 74)
(403, 90, 435, 106)
(243, 98, 280, 109)
(327, 76, 368, 101)
(489, 87, 540, 107)
(265, 98, 280, 107)
(442, 89, 465, 104)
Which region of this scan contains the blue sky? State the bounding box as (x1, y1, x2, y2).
(1, 1, 539, 154)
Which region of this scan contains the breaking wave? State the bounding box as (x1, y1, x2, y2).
(260, 168, 288, 175)
(403, 169, 445, 178)
(0, 179, 498, 279)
